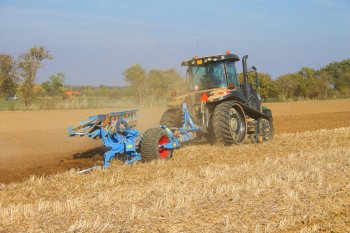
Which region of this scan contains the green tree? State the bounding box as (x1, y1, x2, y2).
(298, 67, 319, 98)
(317, 71, 333, 99)
(254, 72, 278, 101)
(294, 74, 308, 98)
(18, 47, 53, 107)
(147, 69, 167, 106)
(0, 54, 18, 97)
(321, 59, 350, 96)
(299, 67, 316, 78)
(239, 72, 279, 101)
(123, 64, 146, 104)
(162, 69, 185, 96)
(276, 74, 299, 100)
(42, 72, 65, 96)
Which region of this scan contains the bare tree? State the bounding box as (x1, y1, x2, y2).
(18, 47, 52, 107)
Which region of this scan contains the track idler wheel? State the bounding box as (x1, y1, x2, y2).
(140, 128, 173, 162)
(256, 117, 274, 142)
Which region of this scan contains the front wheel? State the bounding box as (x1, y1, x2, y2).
(140, 128, 173, 162)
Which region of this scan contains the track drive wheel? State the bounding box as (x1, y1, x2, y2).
(140, 128, 173, 162)
(213, 101, 247, 145)
(160, 108, 183, 128)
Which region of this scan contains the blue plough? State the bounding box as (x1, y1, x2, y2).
(68, 103, 201, 168)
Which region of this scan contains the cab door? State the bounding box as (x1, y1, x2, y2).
(225, 61, 240, 89)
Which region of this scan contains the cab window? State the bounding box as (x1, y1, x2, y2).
(189, 62, 227, 90)
(225, 62, 239, 88)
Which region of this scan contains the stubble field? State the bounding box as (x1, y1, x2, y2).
(0, 99, 350, 232)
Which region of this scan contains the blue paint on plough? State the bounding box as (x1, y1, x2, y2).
(68, 104, 201, 168)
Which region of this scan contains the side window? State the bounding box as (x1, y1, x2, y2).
(225, 62, 239, 88)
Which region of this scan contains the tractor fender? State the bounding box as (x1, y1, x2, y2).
(209, 95, 272, 121)
(208, 90, 246, 104)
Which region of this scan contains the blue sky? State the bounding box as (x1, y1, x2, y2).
(0, 0, 349, 85)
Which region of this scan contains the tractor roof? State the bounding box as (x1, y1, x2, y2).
(181, 53, 240, 66)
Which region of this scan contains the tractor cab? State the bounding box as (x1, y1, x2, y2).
(182, 51, 241, 91)
(178, 51, 262, 112)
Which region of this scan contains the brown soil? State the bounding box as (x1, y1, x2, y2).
(0, 99, 349, 184)
(274, 111, 350, 134)
(0, 108, 164, 184)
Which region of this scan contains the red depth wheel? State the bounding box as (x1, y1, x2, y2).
(140, 128, 173, 162)
(158, 135, 169, 158)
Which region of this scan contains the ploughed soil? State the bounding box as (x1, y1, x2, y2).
(0, 99, 349, 184)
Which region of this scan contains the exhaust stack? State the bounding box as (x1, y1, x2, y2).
(242, 55, 251, 103)
(242, 55, 249, 85)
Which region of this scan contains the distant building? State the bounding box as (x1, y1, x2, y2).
(64, 91, 81, 97)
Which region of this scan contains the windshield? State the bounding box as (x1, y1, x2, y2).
(189, 62, 227, 90)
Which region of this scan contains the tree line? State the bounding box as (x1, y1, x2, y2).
(244, 60, 350, 101)
(0, 47, 65, 107)
(125, 60, 350, 103)
(123, 64, 184, 105)
(0, 46, 184, 108)
(1, 46, 349, 109)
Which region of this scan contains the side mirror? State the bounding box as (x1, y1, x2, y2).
(252, 66, 259, 90)
(247, 66, 256, 73)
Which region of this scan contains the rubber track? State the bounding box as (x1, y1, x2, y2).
(213, 101, 236, 145)
(160, 108, 183, 128)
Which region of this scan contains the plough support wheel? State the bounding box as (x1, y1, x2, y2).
(140, 128, 173, 162)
